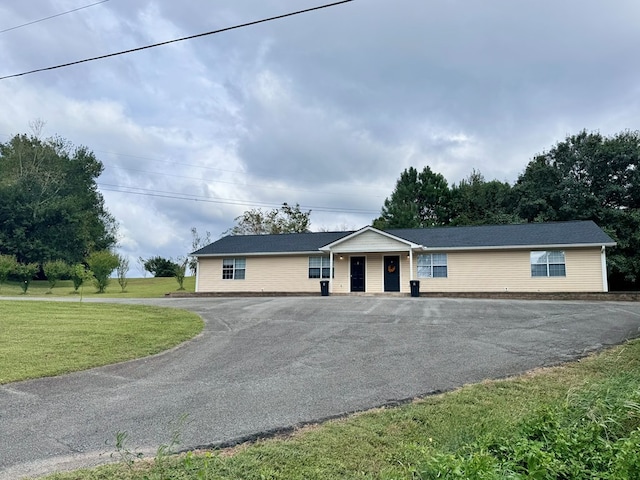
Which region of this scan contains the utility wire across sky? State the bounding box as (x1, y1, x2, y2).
(98, 183, 379, 215)
(0, 0, 354, 80)
(0, 0, 111, 34)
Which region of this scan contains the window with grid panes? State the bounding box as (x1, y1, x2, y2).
(309, 256, 332, 278)
(222, 258, 246, 280)
(417, 253, 448, 278)
(530, 251, 566, 277)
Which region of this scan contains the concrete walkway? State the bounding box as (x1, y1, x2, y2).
(2, 296, 640, 478)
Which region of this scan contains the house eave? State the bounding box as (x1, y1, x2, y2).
(419, 242, 617, 252)
(193, 250, 325, 258)
(193, 243, 616, 257)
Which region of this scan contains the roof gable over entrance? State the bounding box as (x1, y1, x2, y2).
(320, 226, 419, 253)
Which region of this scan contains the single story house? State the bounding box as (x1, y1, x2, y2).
(191, 220, 616, 295)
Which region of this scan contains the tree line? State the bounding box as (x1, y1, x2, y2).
(0, 132, 126, 293)
(0, 133, 117, 265)
(218, 130, 640, 290)
(373, 130, 640, 290)
(2, 127, 639, 291)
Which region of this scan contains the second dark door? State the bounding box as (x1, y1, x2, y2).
(384, 255, 400, 292)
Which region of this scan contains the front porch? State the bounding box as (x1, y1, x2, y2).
(320, 227, 422, 295)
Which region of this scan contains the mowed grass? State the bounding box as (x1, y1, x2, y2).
(0, 301, 203, 384)
(0, 276, 195, 298)
(40, 339, 640, 480)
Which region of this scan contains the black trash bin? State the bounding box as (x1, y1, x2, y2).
(410, 280, 420, 297)
(320, 280, 330, 296)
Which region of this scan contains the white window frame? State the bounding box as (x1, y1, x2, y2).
(530, 251, 566, 277)
(309, 256, 333, 279)
(222, 257, 246, 280)
(417, 253, 448, 278)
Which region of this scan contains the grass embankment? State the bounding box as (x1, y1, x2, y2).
(0, 276, 195, 298)
(0, 301, 203, 384)
(41, 340, 640, 479)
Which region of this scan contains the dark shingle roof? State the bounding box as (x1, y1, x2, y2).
(387, 220, 616, 249)
(192, 231, 352, 255)
(192, 221, 615, 256)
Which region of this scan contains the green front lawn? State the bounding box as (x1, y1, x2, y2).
(0, 301, 203, 384)
(0, 276, 195, 298)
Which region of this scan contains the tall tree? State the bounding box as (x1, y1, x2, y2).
(0, 133, 117, 264)
(226, 203, 311, 235)
(373, 166, 450, 229)
(511, 156, 565, 222)
(514, 130, 640, 221)
(513, 130, 640, 289)
(449, 170, 519, 226)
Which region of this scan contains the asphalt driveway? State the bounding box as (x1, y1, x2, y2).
(2, 296, 640, 478)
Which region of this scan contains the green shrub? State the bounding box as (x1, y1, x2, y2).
(174, 257, 188, 290)
(70, 263, 92, 292)
(14, 262, 39, 293)
(43, 259, 69, 292)
(0, 254, 17, 290)
(87, 250, 119, 293)
(116, 254, 129, 293)
(143, 256, 178, 277)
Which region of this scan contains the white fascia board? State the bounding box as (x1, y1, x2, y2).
(322, 245, 420, 253)
(420, 242, 617, 252)
(193, 251, 323, 258)
(320, 225, 420, 250)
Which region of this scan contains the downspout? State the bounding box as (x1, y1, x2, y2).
(601, 246, 609, 292)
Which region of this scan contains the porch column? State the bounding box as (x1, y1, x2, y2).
(409, 249, 414, 281)
(601, 246, 609, 292)
(329, 251, 334, 293)
(195, 259, 200, 292)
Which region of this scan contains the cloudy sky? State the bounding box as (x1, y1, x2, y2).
(1, 0, 639, 275)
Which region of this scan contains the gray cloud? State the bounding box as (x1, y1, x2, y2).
(1, 0, 639, 266)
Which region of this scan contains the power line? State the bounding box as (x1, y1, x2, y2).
(0, 132, 389, 198)
(0, 0, 354, 80)
(102, 162, 386, 199)
(0, 1, 111, 34)
(100, 183, 380, 214)
(98, 183, 379, 214)
(98, 150, 386, 196)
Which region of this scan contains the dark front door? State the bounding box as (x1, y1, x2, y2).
(350, 256, 365, 292)
(384, 256, 401, 292)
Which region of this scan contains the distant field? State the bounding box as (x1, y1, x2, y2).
(0, 276, 195, 298)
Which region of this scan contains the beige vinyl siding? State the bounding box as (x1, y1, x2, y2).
(332, 256, 350, 294)
(334, 230, 410, 252)
(366, 254, 383, 293)
(197, 255, 326, 293)
(196, 247, 606, 293)
(331, 252, 413, 294)
(415, 247, 605, 292)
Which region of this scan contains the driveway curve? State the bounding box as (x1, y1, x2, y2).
(2, 296, 640, 478)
